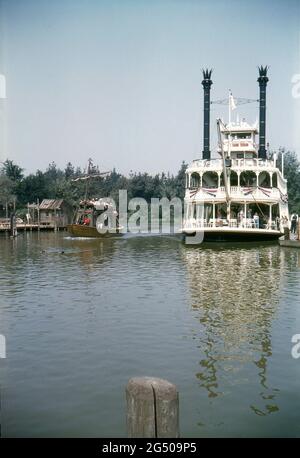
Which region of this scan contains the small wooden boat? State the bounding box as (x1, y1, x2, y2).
(67, 223, 123, 238)
(67, 197, 124, 238)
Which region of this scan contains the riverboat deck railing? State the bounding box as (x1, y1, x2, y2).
(187, 186, 282, 200)
(189, 158, 277, 169)
(183, 218, 282, 231)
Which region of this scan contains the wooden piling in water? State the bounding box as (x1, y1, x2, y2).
(284, 227, 290, 240)
(10, 213, 17, 238)
(126, 377, 179, 438)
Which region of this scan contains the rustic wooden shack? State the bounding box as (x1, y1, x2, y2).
(38, 199, 72, 228)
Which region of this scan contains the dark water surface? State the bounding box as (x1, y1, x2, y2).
(0, 232, 300, 437)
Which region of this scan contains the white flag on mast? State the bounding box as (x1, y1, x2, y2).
(229, 90, 236, 110)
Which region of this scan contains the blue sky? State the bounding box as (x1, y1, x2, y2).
(0, 0, 300, 175)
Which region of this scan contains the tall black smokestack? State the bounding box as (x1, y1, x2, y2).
(202, 69, 213, 160)
(258, 66, 269, 160)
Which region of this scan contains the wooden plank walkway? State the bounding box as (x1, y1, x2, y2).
(0, 223, 66, 232)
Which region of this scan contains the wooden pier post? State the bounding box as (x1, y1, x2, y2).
(284, 226, 290, 240)
(10, 213, 17, 238)
(126, 377, 179, 438)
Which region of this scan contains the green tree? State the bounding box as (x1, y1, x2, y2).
(174, 161, 187, 201)
(280, 151, 300, 213)
(16, 171, 48, 205)
(0, 174, 15, 216)
(1, 159, 24, 182)
(64, 162, 75, 179)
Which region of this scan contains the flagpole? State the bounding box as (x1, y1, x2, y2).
(228, 90, 231, 160)
(228, 89, 231, 125)
(227, 93, 231, 224)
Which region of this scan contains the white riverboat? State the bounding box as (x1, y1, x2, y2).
(182, 67, 289, 242)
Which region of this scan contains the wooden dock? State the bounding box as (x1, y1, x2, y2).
(279, 225, 300, 248)
(279, 239, 300, 248)
(0, 223, 66, 233)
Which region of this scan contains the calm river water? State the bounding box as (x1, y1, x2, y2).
(0, 232, 300, 437)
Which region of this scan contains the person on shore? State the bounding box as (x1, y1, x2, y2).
(291, 213, 298, 234)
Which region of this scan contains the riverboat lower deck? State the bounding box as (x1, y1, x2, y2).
(183, 226, 282, 242)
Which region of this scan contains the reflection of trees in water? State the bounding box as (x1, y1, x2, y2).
(182, 245, 285, 415)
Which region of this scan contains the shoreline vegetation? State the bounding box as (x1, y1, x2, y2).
(0, 150, 299, 219)
(0, 159, 187, 219)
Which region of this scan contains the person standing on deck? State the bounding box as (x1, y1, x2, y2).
(238, 209, 244, 226)
(291, 213, 298, 234)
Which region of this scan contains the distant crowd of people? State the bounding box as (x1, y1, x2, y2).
(214, 208, 299, 232)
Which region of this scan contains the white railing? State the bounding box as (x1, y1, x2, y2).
(232, 158, 275, 168)
(188, 158, 276, 171)
(187, 186, 281, 200)
(183, 218, 281, 231)
(190, 159, 223, 169)
(223, 141, 257, 151)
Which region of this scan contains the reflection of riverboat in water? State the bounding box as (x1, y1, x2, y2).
(67, 198, 123, 238)
(181, 245, 284, 409)
(182, 67, 289, 243)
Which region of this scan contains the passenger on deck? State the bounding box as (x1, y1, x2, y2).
(238, 210, 244, 226)
(276, 216, 281, 230)
(253, 213, 259, 228)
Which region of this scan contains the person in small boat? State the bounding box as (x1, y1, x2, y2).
(83, 215, 91, 226)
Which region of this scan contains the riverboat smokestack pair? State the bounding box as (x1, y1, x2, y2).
(201, 66, 269, 161)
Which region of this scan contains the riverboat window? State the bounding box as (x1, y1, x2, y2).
(237, 153, 244, 159)
(236, 133, 251, 139)
(190, 173, 200, 188)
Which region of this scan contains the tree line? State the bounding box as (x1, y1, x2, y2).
(0, 150, 300, 219)
(0, 159, 187, 218)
